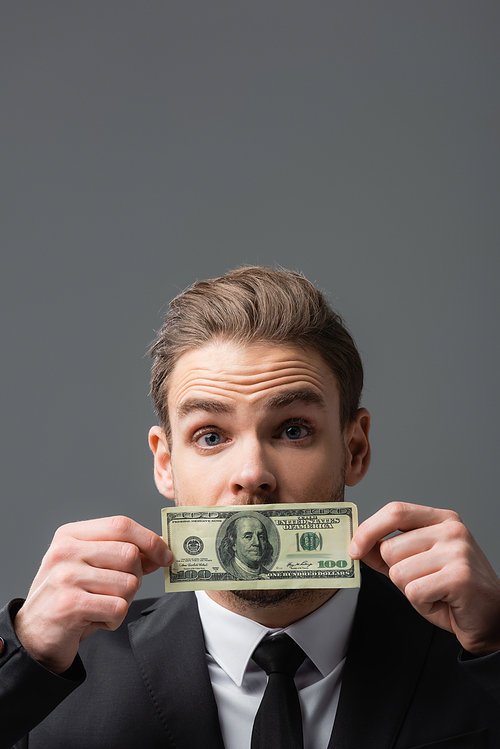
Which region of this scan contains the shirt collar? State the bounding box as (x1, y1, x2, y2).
(195, 587, 359, 687)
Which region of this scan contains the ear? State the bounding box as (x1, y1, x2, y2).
(344, 408, 371, 487)
(148, 426, 175, 499)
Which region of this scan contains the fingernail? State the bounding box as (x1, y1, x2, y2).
(349, 541, 359, 557)
(163, 549, 173, 565)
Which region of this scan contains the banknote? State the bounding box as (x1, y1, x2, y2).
(161, 502, 359, 592)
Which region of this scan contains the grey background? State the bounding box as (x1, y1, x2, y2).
(1, 2, 499, 601)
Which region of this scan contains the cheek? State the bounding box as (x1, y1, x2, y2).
(283, 449, 335, 483)
(279, 447, 344, 498)
(171, 452, 229, 505)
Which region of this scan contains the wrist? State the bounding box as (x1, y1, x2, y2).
(13, 603, 74, 674)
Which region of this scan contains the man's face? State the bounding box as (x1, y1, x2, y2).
(233, 517, 266, 569)
(150, 339, 370, 508)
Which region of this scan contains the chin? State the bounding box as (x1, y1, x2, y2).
(227, 588, 320, 608)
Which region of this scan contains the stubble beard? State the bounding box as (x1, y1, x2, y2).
(171, 458, 347, 613)
(225, 475, 346, 611)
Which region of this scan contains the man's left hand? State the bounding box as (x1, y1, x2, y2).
(349, 502, 500, 656)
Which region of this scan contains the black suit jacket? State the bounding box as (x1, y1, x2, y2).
(1, 566, 499, 749)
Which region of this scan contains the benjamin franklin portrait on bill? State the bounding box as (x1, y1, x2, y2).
(217, 513, 276, 580)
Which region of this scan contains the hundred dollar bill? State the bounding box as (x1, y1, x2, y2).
(161, 502, 359, 592)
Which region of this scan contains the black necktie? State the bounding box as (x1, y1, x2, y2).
(251, 633, 306, 749)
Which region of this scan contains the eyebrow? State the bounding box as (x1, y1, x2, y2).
(176, 399, 235, 420)
(176, 387, 326, 421)
(264, 387, 326, 411)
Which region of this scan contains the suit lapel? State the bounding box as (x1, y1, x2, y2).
(126, 569, 435, 749)
(329, 566, 435, 749)
(128, 592, 225, 749)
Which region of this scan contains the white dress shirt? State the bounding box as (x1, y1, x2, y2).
(195, 589, 359, 749)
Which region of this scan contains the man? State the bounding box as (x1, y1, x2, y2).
(1, 266, 500, 748)
(218, 513, 274, 579)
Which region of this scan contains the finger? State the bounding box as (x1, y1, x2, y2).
(402, 565, 500, 654)
(379, 518, 472, 569)
(46, 539, 146, 580)
(78, 568, 142, 605)
(401, 568, 462, 633)
(387, 550, 443, 593)
(354, 541, 390, 577)
(403, 562, 476, 608)
(46, 588, 131, 632)
(58, 516, 172, 569)
(379, 527, 437, 568)
(74, 592, 131, 631)
(139, 550, 171, 575)
(37, 558, 143, 607)
(80, 538, 175, 577)
(399, 582, 453, 632)
(79, 541, 144, 575)
(349, 502, 459, 559)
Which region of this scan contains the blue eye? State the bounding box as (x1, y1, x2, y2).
(284, 425, 307, 440)
(197, 432, 221, 447)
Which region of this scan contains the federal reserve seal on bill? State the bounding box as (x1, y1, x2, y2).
(161, 502, 360, 592)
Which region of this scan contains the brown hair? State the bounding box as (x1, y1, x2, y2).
(150, 266, 363, 440)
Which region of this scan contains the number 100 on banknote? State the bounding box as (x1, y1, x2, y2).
(161, 502, 360, 592)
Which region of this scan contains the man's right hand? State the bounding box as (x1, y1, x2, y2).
(13, 516, 173, 674)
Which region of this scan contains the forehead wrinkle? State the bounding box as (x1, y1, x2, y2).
(173, 361, 325, 387)
(172, 371, 329, 406)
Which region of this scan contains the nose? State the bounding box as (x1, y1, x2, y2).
(228, 439, 277, 499)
